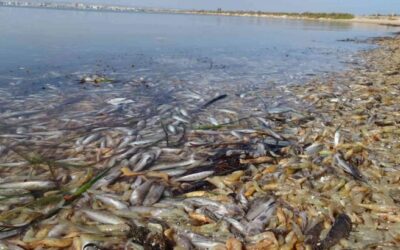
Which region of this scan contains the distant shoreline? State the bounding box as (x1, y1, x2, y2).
(1, 1, 399, 27)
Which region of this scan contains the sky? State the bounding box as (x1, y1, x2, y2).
(29, 0, 399, 15)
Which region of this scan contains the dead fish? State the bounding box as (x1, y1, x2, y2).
(217, 108, 238, 115)
(150, 157, 198, 171)
(0, 110, 41, 119)
(174, 171, 215, 182)
(267, 107, 296, 114)
(162, 169, 187, 177)
(333, 154, 364, 181)
(182, 231, 225, 249)
(0, 162, 28, 168)
(179, 108, 189, 117)
(167, 124, 177, 134)
(246, 198, 275, 221)
(82, 133, 101, 145)
(305, 143, 323, 155)
(208, 117, 219, 125)
(224, 217, 247, 235)
(246, 199, 276, 235)
(130, 138, 161, 146)
(173, 115, 190, 124)
(116, 147, 138, 161)
(1, 195, 34, 206)
(97, 224, 131, 235)
(94, 194, 128, 210)
(334, 129, 341, 147)
(237, 188, 248, 208)
(130, 180, 154, 205)
(132, 153, 155, 171)
(82, 209, 126, 225)
(185, 198, 243, 217)
(137, 120, 146, 130)
(0, 189, 29, 196)
(316, 213, 352, 250)
(142, 183, 165, 206)
(0, 181, 56, 191)
(91, 165, 121, 190)
(118, 136, 136, 149)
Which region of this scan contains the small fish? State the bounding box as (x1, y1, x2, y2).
(305, 143, 323, 155)
(130, 138, 160, 146)
(246, 199, 276, 235)
(182, 231, 225, 249)
(97, 224, 131, 234)
(142, 183, 165, 206)
(185, 198, 243, 217)
(91, 165, 121, 190)
(208, 117, 219, 126)
(115, 147, 138, 161)
(82, 209, 126, 225)
(150, 157, 198, 171)
(94, 194, 128, 210)
(174, 171, 214, 182)
(167, 124, 177, 134)
(1, 195, 34, 206)
(130, 180, 154, 205)
(106, 98, 134, 106)
(267, 107, 296, 114)
(333, 154, 364, 181)
(0, 110, 41, 119)
(132, 153, 155, 171)
(82, 133, 101, 145)
(118, 136, 136, 149)
(0, 181, 56, 191)
(246, 197, 275, 221)
(179, 108, 189, 117)
(173, 115, 190, 124)
(217, 108, 238, 115)
(224, 217, 247, 235)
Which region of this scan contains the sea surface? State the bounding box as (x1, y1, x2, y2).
(0, 7, 397, 96)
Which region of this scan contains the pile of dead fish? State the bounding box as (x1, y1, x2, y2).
(0, 35, 399, 250)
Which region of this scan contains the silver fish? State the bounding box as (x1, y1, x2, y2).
(94, 194, 128, 210)
(132, 153, 155, 171)
(0, 181, 56, 191)
(82, 209, 126, 225)
(130, 180, 154, 205)
(174, 171, 214, 182)
(142, 183, 165, 206)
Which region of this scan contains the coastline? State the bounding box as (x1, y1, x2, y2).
(1, 2, 399, 27)
(179, 10, 400, 27)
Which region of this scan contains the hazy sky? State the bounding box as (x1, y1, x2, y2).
(32, 0, 399, 14)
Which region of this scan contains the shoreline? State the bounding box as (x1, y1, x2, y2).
(1, 2, 399, 27)
(179, 10, 400, 27)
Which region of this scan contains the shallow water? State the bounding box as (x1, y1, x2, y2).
(0, 7, 397, 96)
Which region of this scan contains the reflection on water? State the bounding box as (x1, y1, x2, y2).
(0, 7, 396, 95)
